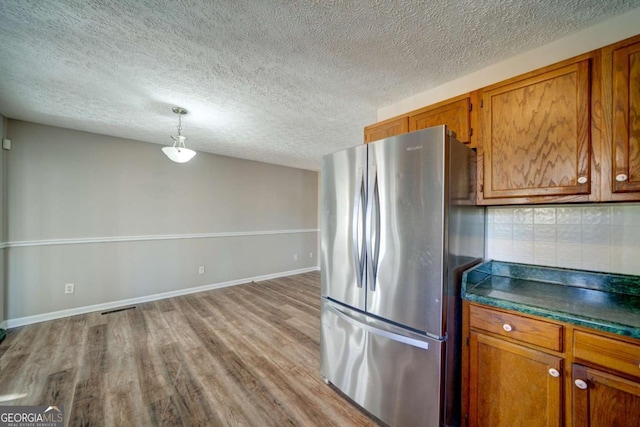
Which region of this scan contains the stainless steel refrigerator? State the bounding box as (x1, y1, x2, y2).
(320, 125, 485, 427)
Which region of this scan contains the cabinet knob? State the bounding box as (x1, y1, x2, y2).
(502, 324, 513, 332)
(577, 176, 588, 184)
(548, 368, 560, 377)
(575, 379, 588, 390)
(616, 174, 628, 182)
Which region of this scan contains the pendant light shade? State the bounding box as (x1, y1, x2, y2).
(163, 107, 196, 163)
(162, 144, 196, 163)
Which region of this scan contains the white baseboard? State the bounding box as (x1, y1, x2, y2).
(6, 266, 320, 329)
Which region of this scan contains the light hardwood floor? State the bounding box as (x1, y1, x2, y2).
(0, 271, 382, 426)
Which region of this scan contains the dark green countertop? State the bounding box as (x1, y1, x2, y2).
(462, 261, 640, 339)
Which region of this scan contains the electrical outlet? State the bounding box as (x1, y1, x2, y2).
(198, 265, 205, 275)
(293, 254, 298, 261)
(65, 283, 75, 294)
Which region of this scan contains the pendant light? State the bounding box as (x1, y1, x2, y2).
(162, 107, 196, 163)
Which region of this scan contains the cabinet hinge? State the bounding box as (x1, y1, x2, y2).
(469, 128, 473, 137)
(465, 336, 470, 346)
(469, 103, 472, 112)
(480, 99, 484, 108)
(479, 184, 483, 193)
(464, 414, 469, 427)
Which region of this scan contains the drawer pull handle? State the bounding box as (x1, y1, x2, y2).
(575, 379, 588, 390)
(548, 368, 560, 378)
(577, 176, 588, 184)
(616, 174, 628, 182)
(502, 324, 513, 332)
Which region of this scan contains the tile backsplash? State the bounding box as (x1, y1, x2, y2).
(487, 204, 640, 275)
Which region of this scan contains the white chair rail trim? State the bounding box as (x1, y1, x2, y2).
(3, 228, 320, 248)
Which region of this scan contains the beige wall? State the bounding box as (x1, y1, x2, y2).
(5, 120, 319, 322)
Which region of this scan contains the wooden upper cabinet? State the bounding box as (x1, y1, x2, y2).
(409, 96, 472, 145)
(479, 59, 593, 203)
(363, 95, 473, 146)
(361, 35, 640, 204)
(611, 40, 640, 195)
(364, 116, 409, 143)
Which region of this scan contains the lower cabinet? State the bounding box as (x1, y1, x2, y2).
(572, 364, 640, 426)
(464, 302, 640, 427)
(572, 328, 640, 426)
(468, 332, 563, 427)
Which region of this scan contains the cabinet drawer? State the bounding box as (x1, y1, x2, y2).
(574, 330, 640, 379)
(469, 305, 563, 351)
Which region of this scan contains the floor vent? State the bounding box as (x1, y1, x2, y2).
(101, 306, 136, 315)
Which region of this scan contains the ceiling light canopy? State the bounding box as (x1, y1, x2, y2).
(162, 107, 196, 163)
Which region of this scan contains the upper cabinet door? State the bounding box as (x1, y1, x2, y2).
(480, 60, 592, 203)
(409, 97, 472, 145)
(612, 41, 640, 194)
(364, 116, 409, 143)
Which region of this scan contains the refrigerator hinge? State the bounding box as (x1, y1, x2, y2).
(427, 332, 444, 341)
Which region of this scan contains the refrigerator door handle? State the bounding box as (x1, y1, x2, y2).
(365, 166, 380, 291)
(352, 167, 366, 288)
(324, 300, 431, 350)
(372, 171, 381, 286)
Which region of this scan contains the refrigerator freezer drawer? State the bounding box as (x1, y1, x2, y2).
(320, 299, 444, 427)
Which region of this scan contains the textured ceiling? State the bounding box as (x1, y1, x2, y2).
(1, 1, 639, 171)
